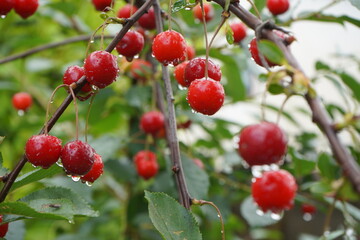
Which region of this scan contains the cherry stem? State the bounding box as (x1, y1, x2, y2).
(276, 95, 291, 124)
(168, 0, 173, 30)
(85, 92, 97, 143)
(246, 0, 261, 19)
(67, 85, 79, 140)
(208, 16, 227, 50)
(200, 0, 210, 79)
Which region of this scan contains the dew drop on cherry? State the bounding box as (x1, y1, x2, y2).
(71, 176, 80, 182)
(270, 211, 283, 220)
(56, 160, 63, 167)
(255, 209, 264, 216)
(303, 213, 313, 221)
(85, 181, 93, 187)
(1, 15, 6, 19)
(17, 110, 25, 116)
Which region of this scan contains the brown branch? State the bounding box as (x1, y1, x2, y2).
(212, 0, 360, 194)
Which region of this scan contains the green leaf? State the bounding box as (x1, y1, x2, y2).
(309, 181, 332, 194)
(337, 72, 360, 102)
(288, 148, 316, 177)
(172, 0, 186, 13)
(145, 191, 202, 240)
(225, 23, 234, 45)
(350, 0, 360, 10)
(88, 135, 122, 161)
(257, 40, 286, 65)
(0, 136, 4, 145)
(300, 13, 360, 27)
(317, 153, 339, 180)
(46, 2, 78, 17)
(268, 83, 284, 95)
(315, 61, 331, 71)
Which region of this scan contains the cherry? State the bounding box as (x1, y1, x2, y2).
(0, 215, 9, 238)
(184, 58, 222, 87)
(249, 37, 277, 67)
(193, 158, 204, 169)
(230, 22, 247, 43)
(0, 0, 14, 16)
(130, 59, 152, 82)
(14, 0, 38, 19)
(12, 92, 32, 111)
(25, 134, 62, 169)
(63, 65, 92, 93)
(116, 31, 144, 61)
(84, 50, 119, 89)
(80, 153, 104, 183)
(252, 170, 297, 213)
(117, 4, 137, 18)
(140, 111, 165, 135)
(187, 78, 225, 115)
(152, 30, 187, 66)
(185, 45, 195, 60)
(60, 140, 95, 176)
(238, 122, 287, 166)
(174, 61, 188, 87)
(134, 150, 158, 180)
(91, 0, 112, 11)
(301, 204, 316, 215)
(193, 2, 214, 23)
(138, 7, 156, 30)
(266, 0, 290, 15)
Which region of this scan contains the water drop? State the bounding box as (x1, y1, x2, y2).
(71, 176, 80, 182)
(85, 181, 92, 187)
(255, 209, 264, 216)
(68, 220, 74, 224)
(191, 109, 197, 114)
(303, 213, 313, 221)
(178, 84, 187, 90)
(270, 211, 283, 220)
(91, 85, 99, 91)
(346, 228, 354, 237)
(31, 164, 37, 168)
(220, 230, 224, 234)
(56, 161, 63, 167)
(184, 7, 191, 10)
(251, 166, 263, 178)
(323, 231, 330, 237)
(217, 214, 220, 218)
(17, 110, 25, 116)
(1, 15, 6, 19)
(90, 40, 94, 43)
(270, 164, 279, 171)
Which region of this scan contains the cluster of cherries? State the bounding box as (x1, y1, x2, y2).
(0, 0, 39, 19)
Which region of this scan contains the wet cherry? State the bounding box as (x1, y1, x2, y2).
(91, 0, 112, 11)
(80, 153, 104, 183)
(116, 31, 144, 61)
(140, 111, 165, 135)
(0, 215, 9, 238)
(138, 7, 156, 30)
(193, 2, 214, 23)
(117, 4, 137, 18)
(230, 22, 247, 43)
(14, 0, 38, 19)
(174, 61, 188, 87)
(184, 58, 221, 87)
(63, 65, 92, 93)
(267, 0, 290, 15)
(0, 0, 14, 16)
(12, 92, 33, 111)
(134, 150, 159, 180)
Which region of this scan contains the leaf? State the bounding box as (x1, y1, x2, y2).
(240, 196, 279, 227)
(317, 153, 339, 180)
(46, 2, 78, 17)
(309, 181, 332, 194)
(300, 13, 360, 27)
(145, 191, 202, 240)
(289, 148, 316, 177)
(257, 40, 286, 65)
(350, 0, 360, 10)
(172, 0, 186, 13)
(337, 72, 360, 102)
(0, 136, 4, 145)
(225, 23, 234, 45)
(88, 135, 122, 161)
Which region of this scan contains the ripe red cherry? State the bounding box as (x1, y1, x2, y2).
(80, 153, 104, 183)
(301, 204, 316, 215)
(249, 37, 278, 67)
(230, 22, 247, 43)
(238, 122, 287, 166)
(152, 30, 187, 66)
(25, 134, 62, 169)
(12, 92, 32, 111)
(84, 50, 119, 89)
(63, 65, 92, 93)
(184, 58, 222, 87)
(138, 7, 156, 30)
(60, 140, 95, 176)
(130, 59, 152, 81)
(117, 4, 137, 18)
(140, 111, 165, 135)
(134, 150, 159, 180)
(174, 61, 188, 87)
(14, 0, 38, 19)
(0, 0, 14, 16)
(185, 45, 195, 60)
(0, 215, 9, 238)
(91, 0, 112, 11)
(116, 31, 144, 61)
(187, 78, 225, 115)
(266, 0, 289, 15)
(193, 2, 214, 22)
(252, 170, 297, 213)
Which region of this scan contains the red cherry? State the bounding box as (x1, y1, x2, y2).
(91, 0, 112, 11)
(116, 31, 144, 61)
(60, 140, 95, 176)
(238, 122, 287, 166)
(14, 0, 38, 19)
(117, 4, 137, 18)
(140, 111, 165, 135)
(152, 30, 187, 66)
(193, 158, 204, 169)
(0, 0, 14, 15)
(193, 2, 214, 22)
(138, 7, 156, 30)
(80, 153, 104, 183)
(63, 65, 92, 93)
(12, 92, 32, 111)
(174, 61, 188, 87)
(301, 204, 316, 215)
(266, 0, 290, 15)
(187, 78, 225, 115)
(134, 150, 158, 180)
(185, 45, 195, 60)
(0, 215, 9, 238)
(84, 50, 119, 89)
(249, 37, 278, 67)
(25, 134, 62, 169)
(130, 59, 152, 81)
(230, 22, 247, 43)
(184, 58, 222, 87)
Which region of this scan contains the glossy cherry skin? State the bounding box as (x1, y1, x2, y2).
(80, 153, 104, 183)
(130, 59, 152, 81)
(252, 170, 297, 212)
(193, 2, 214, 22)
(60, 140, 95, 176)
(174, 61, 188, 87)
(187, 78, 225, 115)
(184, 58, 222, 87)
(14, 0, 38, 19)
(116, 31, 144, 60)
(230, 22, 247, 43)
(138, 7, 156, 30)
(267, 0, 289, 15)
(249, 38, 278, 67)
(91, 0, 112, 11)
(84, 51, 119, 89)
(12, 92, 32, 111)
(152, 30, 187, 66)
(117, 4, 137, 18)
(134, 150, 159, 180)
(0, 0, 14, 15)
(140, 111, 165, 135)
(63, 65, 92, 93)
(186, 45, 195, 60)
(0, 215, 9, 238)
(25, 134, 62, 169)
(238, 122, 287, 166)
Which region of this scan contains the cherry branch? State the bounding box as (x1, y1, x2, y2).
(212, 0, 360, 194)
